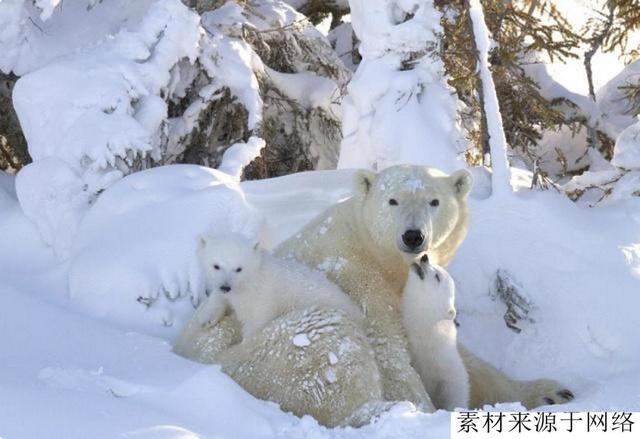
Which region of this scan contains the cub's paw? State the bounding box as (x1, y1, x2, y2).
(520, 379, 574, 409)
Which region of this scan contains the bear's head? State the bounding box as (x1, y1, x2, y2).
(353, 165, 472, 265)
(197, 233, 261, 296)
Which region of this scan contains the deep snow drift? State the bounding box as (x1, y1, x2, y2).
(1, 164, 639, 438)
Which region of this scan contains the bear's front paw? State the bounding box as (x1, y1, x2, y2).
(520, 379, 574, 409)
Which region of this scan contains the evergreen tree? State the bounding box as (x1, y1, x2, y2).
(437, 0, 580, 182)
(0, 73, 29, 172)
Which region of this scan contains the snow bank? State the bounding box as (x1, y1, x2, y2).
(67, 165, 355, 338)
(0, 275, 452, 437)
(453, 191, 640, 398)
(338, 0, 467, 172)
(68, 165, 262, 338)
(15, 158, 93, 259)
(2, 167, 640, 437)
(65, 164, 640, 393)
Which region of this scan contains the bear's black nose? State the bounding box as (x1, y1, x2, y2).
(402, 229, 425, 250)
(220, 285, 231, 293)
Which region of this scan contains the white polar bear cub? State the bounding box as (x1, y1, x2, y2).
(402, 254, 469, 410)
(192, 233, 363, 339)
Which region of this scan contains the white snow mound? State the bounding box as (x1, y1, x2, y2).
(68, 165, 263, 338)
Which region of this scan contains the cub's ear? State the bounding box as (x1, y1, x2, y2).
(450, 169, 473, 198)
(197, 234, 209, 249)
(354, 169, 376, 196)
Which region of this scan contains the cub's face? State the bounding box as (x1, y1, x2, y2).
(355, 165, 472, 262)
(197, 234, 260, 296)
(409, 255, 456, 319)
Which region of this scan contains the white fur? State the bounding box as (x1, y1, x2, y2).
(195, 233, 363, 339)
(402, 258, 469, 410)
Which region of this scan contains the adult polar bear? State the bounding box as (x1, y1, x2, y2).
(176, 165, 573, 425)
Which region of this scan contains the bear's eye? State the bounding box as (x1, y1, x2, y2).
(235, 267, 242, 273)
(430, 199, 440, 207)
(213, 264, 220, 270)
(389, 198, 398, 206)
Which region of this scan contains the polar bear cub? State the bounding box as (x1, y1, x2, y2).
(402, 254, 469, 410)
(192, 233, 363, 339)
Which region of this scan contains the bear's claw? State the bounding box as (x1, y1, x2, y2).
(557, 389, 574, 401)
(520, 379, 575, 409)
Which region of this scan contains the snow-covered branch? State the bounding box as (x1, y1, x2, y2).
(468, 0, 512, 197)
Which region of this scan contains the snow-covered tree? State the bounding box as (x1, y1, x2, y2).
(1, 0, 349, 258)
(337, 0, 468, 173)
(438, 1, 582, 179)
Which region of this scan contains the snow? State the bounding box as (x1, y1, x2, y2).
(2, 164, 640, 437)
(67, 165, 263, 338)
(200, 3, 264, 130)
(1, 167, 456, 438)
(0, 0, 156, 76)
(612, 118, 640, 170)
(293, 333, 312, 347)
(325, 368, 338, 384)
(524, 57, 640, 178)
(468, 0, 511, 197)
(15, 158, 93, 260)
(328, 22, 358, 71)
(32, 0, 60, 20)
(7, 0, 349, 260)
(2, 0, 640, 436)
(11, 0, 203, 258)
(267, 67, 341, 118)
(219, 137, 267, 180)
(596, 59, 640, 139)
(0, 170, 16, 199)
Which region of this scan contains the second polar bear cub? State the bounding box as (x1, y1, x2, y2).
(402, 254, 469, 410)
(193, 233, 363, 339)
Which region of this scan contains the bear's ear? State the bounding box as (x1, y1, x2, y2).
(450, 169, 473, 198)
(354, 169, 376, 196)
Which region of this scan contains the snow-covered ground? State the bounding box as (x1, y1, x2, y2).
(1, 164, 639, 438)
(2, 1, 640, 438)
